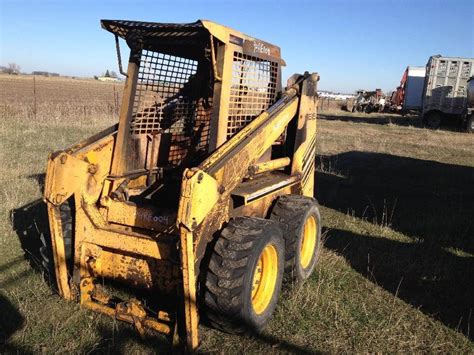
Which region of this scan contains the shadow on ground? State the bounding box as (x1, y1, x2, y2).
(10, 173, 56, 287)
(319, 112, 421, 127)
(319, 112, 464, 132)
(11, 199, 48, 271)
(317, 151, 474, 338)
(81, 322, 316, 354)
(0, 294, 26, 353)
(82, 325, 172, 354)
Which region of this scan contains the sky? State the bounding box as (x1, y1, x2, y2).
(0, 0, 473, 93)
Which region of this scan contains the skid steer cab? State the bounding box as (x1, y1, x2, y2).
(43, 19, 321, 350)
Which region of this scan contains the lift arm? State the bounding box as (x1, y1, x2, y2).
(178, 74, 314, 230)
(176, 72, 317, 350)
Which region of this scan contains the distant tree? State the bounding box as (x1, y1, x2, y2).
(6, 63, 21, 74)
(109, 70, 118, 78)
(104, 69, 111, 77)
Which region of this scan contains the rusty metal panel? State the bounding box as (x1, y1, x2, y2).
(208, 42, 235, 150)
(88, 247, 179, 292)
(101, 19, 204, 42)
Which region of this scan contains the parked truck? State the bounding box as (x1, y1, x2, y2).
(391, 66, 426, 114)
(422, 55, 474, 130)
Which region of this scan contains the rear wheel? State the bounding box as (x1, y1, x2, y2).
(465, 115, 474, 133)
(270, 195, 322, 284)
(423, 111, 442, 129)
(39, 200, 74, 279)
(202, 217, 284, 332)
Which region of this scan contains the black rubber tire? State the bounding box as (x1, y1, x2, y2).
(270, 195, 322, 284)
(202, 217, 284, 333)
(465, 115, 474, 133)
(39, 199, 74, 278)
(59, 201, 74, 261)
(423, 111, 442, 129)
(39, 232, 53, 275)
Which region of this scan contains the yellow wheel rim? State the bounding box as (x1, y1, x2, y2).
(251, 244, 279, 315)
(300, 215, 317, 269)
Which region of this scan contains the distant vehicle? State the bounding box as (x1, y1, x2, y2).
(464, 76, 474, 132)
(390, 66, 426, 114)
(96, 76, 121, 82)
(421, 55, 474, 130)
(352, 89, 384, 113)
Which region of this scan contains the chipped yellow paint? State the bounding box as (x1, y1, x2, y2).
(178, 169, 220, 231)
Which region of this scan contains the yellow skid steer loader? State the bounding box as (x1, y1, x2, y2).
(43, 19, 322, 350)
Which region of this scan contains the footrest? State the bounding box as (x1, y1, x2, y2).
(231, 172, 299, 205)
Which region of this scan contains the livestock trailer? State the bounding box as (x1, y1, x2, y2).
(422, 55, 474, 129)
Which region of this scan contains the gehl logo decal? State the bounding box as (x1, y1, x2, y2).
(253, 41, 271, 55)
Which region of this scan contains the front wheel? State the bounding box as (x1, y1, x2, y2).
(202, 217, 284, 332)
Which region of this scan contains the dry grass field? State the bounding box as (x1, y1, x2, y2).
(0, 74, 121, 118)
(1, 74, 473, 353)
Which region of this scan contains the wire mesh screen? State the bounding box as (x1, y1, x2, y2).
(130, 50, 212, 167)
(227, 52, 278, 139)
